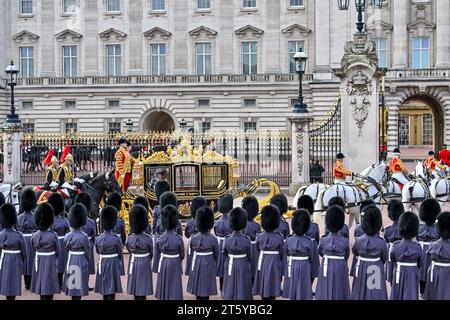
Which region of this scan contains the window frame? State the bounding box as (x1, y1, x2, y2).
(106, 0, 121, 12)
(62, 45, 78, 78)
(107, 99, 121, 108)
(19, 46, 34, 78)
(108, 121, 122, 133)
(243, 98, 257, 108)
(151, 0, 166, 11)
(150, 43, 167, 76)
(375, 38, 388, 68)
(288, 0, 304, 8)
(197, 99, 211, 108)
(20, 0, 33, 15)
(242, 0, 257, 9)
(23, 123, 35, 133)
(201, 121, 211, 133)
(288, 40, 305, 73)
(412, 36, 430, 69)
(106, 44, 122, 76)
(241, 41, 258, 75)
(195, 42, 212, 75)
(197, 0, 211, 10)
(243, 121, 258, 132)
(64, 100, 77, 109)
(65, 122, 78, 133)
(62, 0, 78, 14)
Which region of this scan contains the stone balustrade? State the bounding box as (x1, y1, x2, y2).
(385, 68, 450, 79)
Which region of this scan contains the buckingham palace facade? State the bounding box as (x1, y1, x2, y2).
(1, 0, 450, 153)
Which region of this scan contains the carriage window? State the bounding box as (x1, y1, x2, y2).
(202, 165, 227, 191)
(174, 165, 199, 192)
(144, 166, 171, 191)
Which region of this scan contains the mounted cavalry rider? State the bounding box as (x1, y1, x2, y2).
(424, 151, 445, 179)
(58, 153, 77, 198)
(387, 148, 410, 190)
(42, 150, 59, 191)
(334, 153, 354, 184)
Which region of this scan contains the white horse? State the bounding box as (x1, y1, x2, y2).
(425, 166, 450, 209)
(402, 161, 430, 212)
(0, 182, 20, 212)
(293, 183, 328, 207)
(313, 163, 386, 233)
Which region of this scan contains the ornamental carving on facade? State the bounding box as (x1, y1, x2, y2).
(295, 123, 305, 177)
(351, 97, 370, 137)
(347, 71, 373, 96)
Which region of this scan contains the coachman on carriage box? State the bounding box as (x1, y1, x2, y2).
(115, 138, 134, 192)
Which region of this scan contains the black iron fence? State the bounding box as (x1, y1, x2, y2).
(19, 131, 292, 187)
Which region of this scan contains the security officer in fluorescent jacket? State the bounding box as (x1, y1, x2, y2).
(115, 138, 134, 192)
(333, 153, 353, 184)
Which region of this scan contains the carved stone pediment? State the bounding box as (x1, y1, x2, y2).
(55, 29, 83, 42)
(188, 26, 218, 39)
(12, 30, 40, 43)
(235, 25, 264, 38)
(99, 28, 127, 41)
(143, 27, 172, 40)
(407, 20, 436, 31)
(281, 24, 312, 37)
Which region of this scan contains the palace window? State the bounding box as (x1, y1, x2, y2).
(65, 122, 78, 133)
(107, 0, 120, 12)
(108, 122, 121, 133)
(422, 113, 433, 146)
(375, 38, 388, 68)
(398, 114, 410, 146)
(242, 42, 257, 74)
(201, 121, 211, 133)
(244, 121, 257, 132)
(151, 43, 166, 75)
(108, 100, 120, 108)
(63, 45, 77, 77)
(63, 0, 78, 13)
(197, 99, 210, 108)
(152, 0, 165, 10)
(289, 41, 305, 73)
(243, 98, 257, 107)
(243, 0, 256, 8)
(64, 100, 77, 109)
(197, 0, 211, 9)
(19, 47, 34, 78)
(289, 0, 303, 7)
(196, 43, 211, 75)
(23, 123, 35, 133)
(20, 0, 33, 15)
(22, 101, 33, 109)
(412, 37, 430, 69)
(106, 44, 121, 76)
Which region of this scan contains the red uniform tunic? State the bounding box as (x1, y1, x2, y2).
(424, 157, 445, 172)
(438, 149, 450, 167)
(115, 146, 133, 191)
(333, 160, 352, 180)
(387, 156, 408, 173)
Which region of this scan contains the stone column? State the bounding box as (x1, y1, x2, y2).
(173, 0, 188, 74)
(435, 0, 450, 68)
(2, 128, 22, 183)
(83, 0, 98, 76)
(314, 0, 331, 79)
(39, 0, 55, 77)
(392, 0, 408, 69)
(288, 113, 313, 196)
(334, 32, 382, 173)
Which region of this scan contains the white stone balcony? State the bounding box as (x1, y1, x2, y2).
(385, 68, 450, 80)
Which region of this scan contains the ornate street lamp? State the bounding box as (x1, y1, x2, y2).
(292, 48, 308, 113)
(337, 0, 384, 33)
(4, 60, 21, 127)
(125, 118, 134, 132)
(179, 118, 187, 131)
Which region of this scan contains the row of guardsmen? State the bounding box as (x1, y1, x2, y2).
(0, 181, 450, 300)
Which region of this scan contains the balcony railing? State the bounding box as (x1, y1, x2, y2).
(385, 68, 450, 79)
(12, 73, 314, 87)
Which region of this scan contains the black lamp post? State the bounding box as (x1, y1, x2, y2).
(4, 60, 21, 126)
(292, 48, 308, 113)
(125, 118, 134, 132)
(337, 0, 384, 33)
(179, 118, 187, 131)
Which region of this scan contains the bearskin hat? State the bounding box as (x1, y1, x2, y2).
(100, 206, 118, 231)
(437, 212, 450, 240)
(242, 196, 260, 221)
(196, 206, 215, 233)
(161, 204, 179, 231)
(218, 194, 234, 214)
(270, 194, 288, 215)
(20, 188, 37, 212)
(328, 196, 345, 211)
(160, 191, 178, 209)
(387, 199, 405, 222)
(106, 192, 122, 212)
(34, 203, 54, 231)
(0, 203, 17, 229)
(292, 209, 311, 236)
(47, 192, 65, 216)
(261, 205, 280, 232)
(398, 211, 419, 240)
(132, 196, 149, 211)
(129, 205, 149, 235)
(155, 181, 171, 203)
(361, 206, 382, 236)
(229, 207, 248, 231)
(419, 199, 441, 226)
(74, 193, 92, 215)
(297, 195, 314, 215)
(325, 205, 345, 234)
(360, 199, 376, 213)
(190, 196, 207, 218)
(68, 203, 87, 229)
